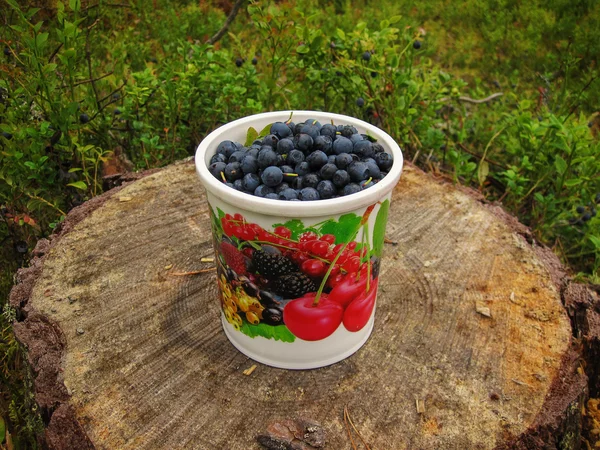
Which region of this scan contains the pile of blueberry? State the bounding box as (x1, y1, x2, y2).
(207, 118, 394, 201)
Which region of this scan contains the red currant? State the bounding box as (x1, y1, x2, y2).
(342, 256, 360, 273)
(274, 226, 292, 239)
(239, 226, 255, 241)
(311, 241, 329, 257)
(302, 259, 327, 277)
(299, 232, 318, 242)
(225, 213, 233, 221)
(320, 234, 336, 244)
(233, 213, 244, 222)
(347, 241, 357, 250)
(232, 226, 244, 239)
(326, 272, 345, 289)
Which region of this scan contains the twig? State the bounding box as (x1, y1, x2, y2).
(384, 238, 398, 245)
(457, 143, 507, 170)
(345, 406, 371, 450)
(169, 268, 216, 276)
(439, 93, 503, 104)
(343, 407, 358, 450)
(61, 71, 114, 89)
(85, 26, 101, 110)
(48, 43, 63, 63)
(207, 0, 247, 45)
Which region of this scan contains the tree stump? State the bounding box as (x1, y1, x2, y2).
(9, 160, 600, 449)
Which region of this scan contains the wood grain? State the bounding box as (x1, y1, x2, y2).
(16, 161, 576, 449)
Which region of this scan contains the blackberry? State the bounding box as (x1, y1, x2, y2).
(252, 251, 298, 278)
(274, 272, 316, 299)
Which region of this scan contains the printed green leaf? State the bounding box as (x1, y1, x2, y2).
(319, 213, 361, 244)
(240, 322, 296, 342)
(372, 199, 390, 257)
(244, 126, 258, 146)
(272, 219, 306, 240)
(67, 181, 87, 190)
(216, 207, 225, 220)
(208, 203, 223, 236)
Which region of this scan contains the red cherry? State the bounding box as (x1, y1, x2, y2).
(343, 281, 378, 332)
(299, 232, 318, 242)
(274, 226, 292, 239)
(301, 259, 327, 277)
(283, 293, 344, 341)
(347, 241, 357, 250)
(326, 272, 345, 289)
(328, 272, 368, 308)
(311, 240, 329, 257)
(320, 234, 336, 244)
(342, 256, 360, 273)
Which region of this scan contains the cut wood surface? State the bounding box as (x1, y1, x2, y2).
(10, 160, 595, 449)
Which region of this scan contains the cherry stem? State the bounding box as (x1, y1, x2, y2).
(364, 223, 371, 292)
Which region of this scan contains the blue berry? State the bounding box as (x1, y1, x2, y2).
(356, 97, 365, 107)
(300, 123, 321, 140)
(305, 119, 322, 128)
(287, 149, 305, 166)
(79, 113, 90, 124)
(276, 138, 294, 155)
(242, 173, 261, 192)
(280, 165, 295, 174)
(270, 122, 292, 139)
(228, 150, 247, 163)
(303, 173, 320, 188)
(275, 182, 291, 194)
(261, 166, 283, 187)
(217, 140, 237, 159)
(362, 51, 371, 61)
(290, 176, 303, 190)
(340, 125, 357, 138)
(372, 143, 384, 154)
(286, 121, 295, 133)
(347, 161, 369, 182)
(263, 134, 279, 148)
(328, 155, 337, 165)
(224, 162, 243, 181)
(320, 124, 337, 138)
(299, 187, 320, 201)
(332, 170, 350, 188)
(576, 205, 585, 214)
(209, 162, 227, 180)
(364, 158, 381, 178)
(235, 57, 244, 67)
(233, 179, 244, 191)
(353, 140, 373, 158)
(241, 155, 259, 174)
(247, 148, 259, 159)
(306, 150, 328, 170)
(332, 136, 353, 155)
(254, 185, 274, 197)
(314, 135, 333, 154)
(257, 148, 278, 169)
(319, 163, 338, 180)
(350, 133, 364, 144)
(317, 180, 336, 199)
(265, 193, 279, 199)
(252, 57, 258, 65)
(279, 188, 299, 200)
(343, 183, 362, 195)
(295, 161, 311, 176)
(375, 152, 393, 171)
(294, 133, 314, 152)
(413, 40, 421, 49)
(336, 153, 353, 169)
(210, 153, 227, 164)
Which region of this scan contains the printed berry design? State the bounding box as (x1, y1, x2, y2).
(208, 198, 391, 342)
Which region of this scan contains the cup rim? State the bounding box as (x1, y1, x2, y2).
(195, 110, 403, 218)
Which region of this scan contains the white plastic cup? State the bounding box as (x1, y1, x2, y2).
(195, 111, 403, 369)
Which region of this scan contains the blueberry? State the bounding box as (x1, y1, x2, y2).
(332, 170, 350, 188)
(233, 179, 244, 191)
(265, 193, 279, 199)
(364, 158, 381, 179)
(275, 182, 291, 194)
(372, 143, 384, 154)
(228, 150, 247, 163)
(336, 153, 353, 169)
(224, 162, 243, 181)
(270, 122, 292, 139)
(294, 133, 314, 152)
(254, 185, 274, 197)
(306, 150, 328, 169)
(305, 119, 322, 128)
(210, 153, 227, 164)
(353, 140, 373, 158)
(241, 155, 259, 174)
(261, 166, 283, 187)
(300, 123, 321, 140)
(413, 40, 422, 49)
(340, 125, 357, 138)
(317, 180, 336, 199)
(314, 135, 333, 154)
(235, 57, 244, 67)
(225, 182, 235, 189)
(287, 149, 305, 165)
(303, 173, 320, 188)
(375, 152, 393, 171)
(257, 148, 278, 169)
(276, 138, 294, 155)
(262, 134, 278, 148)
(592, 208, 597, 217)
(299, 187, 320, 201)
(252, 57, 258, 65)
(328, 155, 337, 165)
(279, 188, 299, 200)
(350, 133, 364, 144)
(3, 46, 10, 56)
(114, 108, 121, 115)
(242, 173, 261, 192)
(79, 113, 90, 124)
(582, 212, 592, 222)
(247, 148, 259, 159)
(286, 121, 295, 133)
(295, 161, 311, 176)
(362, 179, 375, 189)
(320, 124, 337, 138)
(209, 162, 227, 180)
(343, 183, 362, 195)
(319, 163, 338, 180)
(14, 241, 28, 254)
(356, 97, 365, 107)
(371, 71, 377, 78)
(595, 193, 600, 204)
(217, 140, 237, 159)
(252, 140, 263, 147)
(2, 131, 13, 140)
(332, 136, 353, 155)
(280, 165, 295, 174)
(362, 51, 371, 61)
(347, 161, 369, 182)
(576, 205, 585, 214)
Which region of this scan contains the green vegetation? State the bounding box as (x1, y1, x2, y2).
(0, 0, 598, 445)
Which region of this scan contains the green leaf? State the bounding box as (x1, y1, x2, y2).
(67, 181, 87, 190)
(589, 236, 600, 250)
(477, 160, 489, 186)
(24, 161, 37, 170)
(554, 156, 567, 175)
(257, 123, 273, 138)
(336, 28, 345, 40)
(372, 199, 390, 257)
(0, 416, 5, 444)
(69, 0, 81, 11)
(244, 126, 258, 146)
(208, 202, 223, 236)
(240, 322, 295, 342)
(216, 207, 226, 221)
(563, 178, 582, 187)
(319, 213, 362, 244)
(272, 219, 306, 240)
